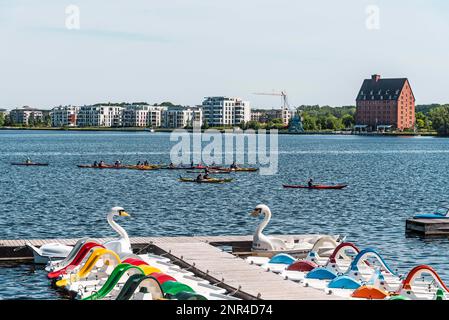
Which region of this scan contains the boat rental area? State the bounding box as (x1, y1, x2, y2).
(2, 132, 449, 303)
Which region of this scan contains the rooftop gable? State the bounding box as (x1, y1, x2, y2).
(356, 75, 409, 101)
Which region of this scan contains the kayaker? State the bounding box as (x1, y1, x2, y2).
(93, 161, 98, 167)
(204, 167, 210, 174)
(114, 160, 121, 167)
(137, 161, 141, 166)
(99, 160, 105, 167)
(144, 160, 149, 166)
(169, 162, 175, 169)
(196, 173, 204, 182)
(230, 161, 238, 169)
(191, 161, 194, 167)
(308, 178, 314, 188)
(25, 157, 32, 164)
(204, 172, 211, 179)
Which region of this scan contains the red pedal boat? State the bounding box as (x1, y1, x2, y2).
(283, 184, 348, 190)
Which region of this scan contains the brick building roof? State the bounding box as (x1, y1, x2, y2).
(356, 75, 412, 101)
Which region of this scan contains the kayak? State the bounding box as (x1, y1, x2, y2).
(216, 167, 259, 172)
(283, 184, 348, 190)
(77, 165, 159, 170)
(11, 163, 49, 166)
(178, 177, 233, 183)
(161, 165, 221, 170)
(185, 170, 231, 174)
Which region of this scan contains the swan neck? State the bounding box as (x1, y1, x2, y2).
(107, 213, 129, 242)
(255, 208, 271, 236)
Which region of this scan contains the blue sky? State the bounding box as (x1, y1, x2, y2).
(1, 0, 449, 109)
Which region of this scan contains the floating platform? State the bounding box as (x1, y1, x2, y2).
(0, 234, 341, 300)
(406, 218, 449, 237)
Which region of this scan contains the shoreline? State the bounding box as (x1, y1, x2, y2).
(0, 126, 439, 137)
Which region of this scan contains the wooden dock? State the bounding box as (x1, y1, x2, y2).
(0, 234, 341, 300)
(406, 218, 449, 237)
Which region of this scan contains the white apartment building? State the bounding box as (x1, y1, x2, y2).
(123, 105, 166, 127)
(250, 111, 263, 122)
(202, 97, 251, 127)
(9, 107, 44, 125)
(163, 106, 203, 128)
(265, 108, 293, 125)
(0, 108, 8, 117)
(51, 106, 79, 127)
(77, 105, 124, 127)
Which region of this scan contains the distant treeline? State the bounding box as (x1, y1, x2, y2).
(296, 105, 356, 131)
(415, 104, 449, 135)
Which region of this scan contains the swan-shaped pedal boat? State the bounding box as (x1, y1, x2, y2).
(277, 241, 356, 281)
(245, 204, 341, 263)
(303, 248, 400, 298)
(69, 254, 235, 300)
(352, 265, 449, 300)
(30, 207, 133, 266)
(413, 205, 449, 219)
(256, 236, 342, 274)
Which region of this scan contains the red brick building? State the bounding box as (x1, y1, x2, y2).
(355, 74, 415, 131)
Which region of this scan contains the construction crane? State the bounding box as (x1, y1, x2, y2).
(252, 91, 304, 133)
(253, 91, 289, 110)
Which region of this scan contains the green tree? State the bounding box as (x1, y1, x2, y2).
(429, 106, 449, 136)
(342, 114, 354, 128)
(238, 121, 247, 130)
(271, 118, 284, 124)
(415, 111, 431, 131)
(416, 118, 425, 130)
(0, 113, 4, 127)
(301, 112, 318, 131)
(246, 121, 261, 130)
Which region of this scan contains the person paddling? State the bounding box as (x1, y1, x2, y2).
(230, 161, 238, 169)
(196, 173, 204, 182)
(308, 178, 314, 188)
(25, 157, 32, 164)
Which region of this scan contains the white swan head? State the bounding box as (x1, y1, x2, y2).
(250, 204, 270, 217)
(105, 206, 132, 256)
(110, 206, 130, 217)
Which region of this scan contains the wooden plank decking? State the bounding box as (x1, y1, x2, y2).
(406, 218, 449, 237)
(152, 240, 341, 300)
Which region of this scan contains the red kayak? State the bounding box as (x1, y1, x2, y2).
(283, 184, 348, 190)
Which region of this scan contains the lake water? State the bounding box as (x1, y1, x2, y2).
(1, 130, 449, 299)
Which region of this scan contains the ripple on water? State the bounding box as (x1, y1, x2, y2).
(2, 131, 449, 298)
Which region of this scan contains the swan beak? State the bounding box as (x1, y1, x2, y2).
(119, 210, 130, 217)
(249, 209, 261, 217)
(56, 279, 67, 287)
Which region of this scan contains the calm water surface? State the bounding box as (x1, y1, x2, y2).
(1, 130, 449, 299)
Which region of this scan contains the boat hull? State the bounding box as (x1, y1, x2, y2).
(283, 184, 348, 190)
